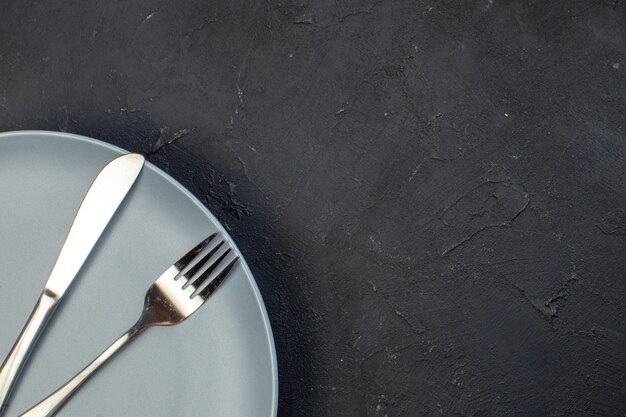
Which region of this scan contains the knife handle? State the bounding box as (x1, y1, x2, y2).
(0, 292, 58, 414)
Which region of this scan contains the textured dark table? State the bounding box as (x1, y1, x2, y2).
(1, 1, 625, 416)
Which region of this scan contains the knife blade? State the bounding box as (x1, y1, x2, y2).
(0, 153, 145, 415)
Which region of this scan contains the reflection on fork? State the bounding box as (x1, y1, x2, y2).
(20, 234, 239, 417)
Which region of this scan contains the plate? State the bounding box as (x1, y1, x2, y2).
(0, 131, 277, 417)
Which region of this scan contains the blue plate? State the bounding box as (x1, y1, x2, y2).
(0, 131, 277, 417)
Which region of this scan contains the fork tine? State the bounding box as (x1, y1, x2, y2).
(180, 241, 225, 287)
(196, 256, 239, 300)
(173, 234, 216, 272)
(188, 248, 232, 292)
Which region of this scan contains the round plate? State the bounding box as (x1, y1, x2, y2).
(0, 131, 277, 417)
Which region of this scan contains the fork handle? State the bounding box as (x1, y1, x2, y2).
(19, 325, 145, 417)
(0, 291, 58, 415)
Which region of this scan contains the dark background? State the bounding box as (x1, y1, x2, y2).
(1, 1, 625, 415)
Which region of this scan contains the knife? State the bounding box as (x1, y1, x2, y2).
(0, 153, 145, 415)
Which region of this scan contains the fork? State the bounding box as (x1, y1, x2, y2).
(20, 234, 239, 417)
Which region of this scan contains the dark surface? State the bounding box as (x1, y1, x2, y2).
(1, 1, 625, 415)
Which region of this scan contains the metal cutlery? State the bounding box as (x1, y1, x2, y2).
(0, 153, 145, 415)
(20, 234, 239, 417)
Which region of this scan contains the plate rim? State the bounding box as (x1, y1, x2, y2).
(0, 129, 278, 417)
